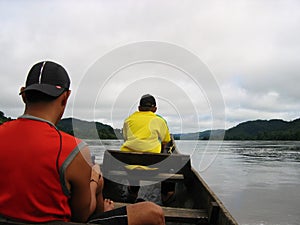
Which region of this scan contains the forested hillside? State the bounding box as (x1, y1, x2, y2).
(0, 111, 12, 124)
(1, 110, 300, 140)
(224, 119, 300, 140)
(0, 111, 119, 139)
(57, 118, 119, 139)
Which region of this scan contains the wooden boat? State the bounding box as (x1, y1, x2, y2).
(101, 150, 238, 225)
(1, 149, 238, 225)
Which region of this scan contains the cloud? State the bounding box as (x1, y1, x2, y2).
(1, 0, 300, 133)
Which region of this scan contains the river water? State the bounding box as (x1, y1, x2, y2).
(86, 140, 300, 225)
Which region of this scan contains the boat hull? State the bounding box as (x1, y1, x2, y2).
(102, 150, 238, 225)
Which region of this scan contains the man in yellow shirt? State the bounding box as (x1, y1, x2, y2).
(121, 94, 171, 153)
(121, 94, 174, 203)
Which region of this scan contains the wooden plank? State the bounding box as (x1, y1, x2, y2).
(163, 206, 209, 223)
(103, 150, 191, 172)
(208, 201, 220, 224)
(104, 150, 190, 165)
(114, 202, 209, 224)
(102, 150, 192, 183)
(108, 170, 184, 181)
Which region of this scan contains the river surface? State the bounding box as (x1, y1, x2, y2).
(86, 140, 300, 225)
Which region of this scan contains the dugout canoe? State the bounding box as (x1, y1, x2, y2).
(0, 150, 238, 225)
(101, 150, 239, 225)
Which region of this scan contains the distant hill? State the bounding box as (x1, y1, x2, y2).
(1, 110, 300, 140)
(174, 119, 300, 140)
(224, 119, 300, 140)
(0, 111, 120, 139)
(0, 111, 12, 124)
(173, 129, 225, 140)
(57, 118, 121, 139)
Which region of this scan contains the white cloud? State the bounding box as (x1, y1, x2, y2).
(1, 0, 300, 132)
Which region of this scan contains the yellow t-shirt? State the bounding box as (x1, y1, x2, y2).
(121, 111, 171, 153)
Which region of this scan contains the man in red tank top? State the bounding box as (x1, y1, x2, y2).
(0, 61, 165, 225)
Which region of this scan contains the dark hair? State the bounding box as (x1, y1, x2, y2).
(139, 94, 156, 107)
(24, 90, 59, 103)
(138, 106, 156, 112)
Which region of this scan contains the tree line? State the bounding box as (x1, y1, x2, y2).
(224, 119, 300, 140)
(0, 111, 119, 139)
(1, 110, 300, 140)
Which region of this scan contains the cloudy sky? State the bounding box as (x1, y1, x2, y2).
(1, 0, 300, 133)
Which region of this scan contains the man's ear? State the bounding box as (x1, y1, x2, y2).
(20, 87, 27, 103)
(152, 106, 157, 113)
(61, 90, 71, 107)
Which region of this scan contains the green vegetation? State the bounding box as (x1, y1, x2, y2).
(224, 119, 300, 140)
(173, 129, 225, 140)
(57, 118, 119, 139)
(0, 111, 120, 139)
(0, 111, 12, 124)
(175, 119, 300, 140)
(1, 110, 300, 140)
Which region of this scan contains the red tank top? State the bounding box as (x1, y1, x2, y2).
(0, 116, 86, 222)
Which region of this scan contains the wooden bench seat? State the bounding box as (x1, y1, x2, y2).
(107, 170, 184, 181)
(114, 202, 209, 224)
(102, 150, 192, 183)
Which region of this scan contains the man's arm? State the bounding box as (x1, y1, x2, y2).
(65, 146, 100, 222)
(158, 118, 172, 153)
(122, 122, 128, 141)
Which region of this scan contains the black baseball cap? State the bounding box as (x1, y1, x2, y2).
(20, 61, 70, 97)
(139, 94, 156, 107)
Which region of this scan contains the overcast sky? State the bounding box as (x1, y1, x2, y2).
(1, 0, 300, 133)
